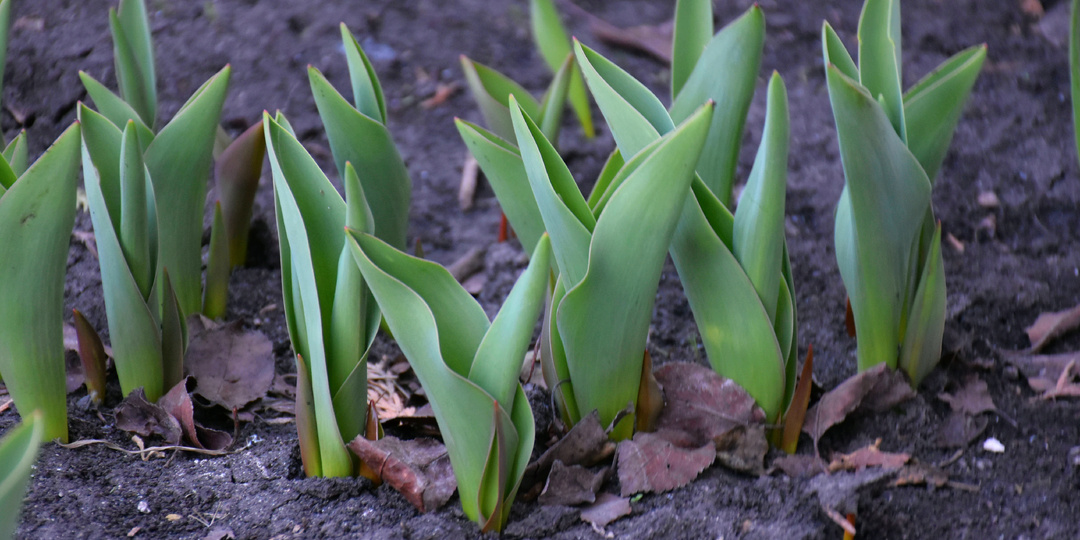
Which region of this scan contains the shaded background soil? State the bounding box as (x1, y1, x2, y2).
(0, 0, 1078, 538)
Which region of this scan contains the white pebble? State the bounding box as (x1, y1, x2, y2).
(137, 500, 150, 513)
(982, 437, 1005, 453)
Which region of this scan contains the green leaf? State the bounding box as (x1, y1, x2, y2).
(826, 64, 931, 372)
(215, 120, 267, 268)
(670, 5, 763, 204)
(733, 73, 789, 322)
(537, 53, 573, 142)
(671, 0, 712, 100)
(898, 223, 946, 386)
(309, 66, 411, 250)
(857, 0, 905, 141)
(202, 201, 229, 319)
(529, 0, 593, 138)
(822, 22, 859, 83)
(78, 71, 155, 147)
(265, 113, 352, 477)
(585, 149, 624, 210)
(511, 97, 594, 286)
(558, 103, 713, 439)
(340, 23, 387, 124)
(460, 56, 542, 142)
(110, 1, 156, 127)
(0, 413, 44, 540)
(294, 353, 322, 477)
(2, 131, 27, 178)
(145, 66, 231, 316)
(158, 268, 185, 392)
(541, 275, 579, 424)
(119, 121, 152, 299)
(903, 44, 986, 182)
(456, 119, 546, 255)
(0, 125, 80, 442)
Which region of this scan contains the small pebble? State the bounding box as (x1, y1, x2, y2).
(983, 437, 1005, 453)
(1068, 446, 1080, 468)
(137, 500, 150, 513)
(975, 458, 994, 471)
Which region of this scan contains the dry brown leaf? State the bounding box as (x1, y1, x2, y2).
(653, 362, 766, 448)
(158, 378, 233, 451)
(803, 364, 915, 448)
(808, 468, 896, 533)
(115, 389, 183, 445)
(938, 375, 997, 416)
(714, 425, 768, 475)
(580, 493, 631, 529)
(1025, 303, 1080, 352)
(934, 411, 989, 449)
(522, 411, 613, 499)
(615, 431, 714, 497)
(538, 460, 606, 506)
(770, 454, 826, 478)
(894, 462, 949, 488)
(1006, 351, 1080, 398)
(827, 439, 909, 472)
(347, 435, 456, 512)
(185, 317, 274, 410)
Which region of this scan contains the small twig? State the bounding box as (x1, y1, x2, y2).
(458, 151, 478, 211)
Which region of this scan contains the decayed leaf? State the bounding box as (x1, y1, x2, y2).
(1006, 351, 1080, 398)
(808, 467, 896, 536)
(347, 435, 457, 512)
(938, 375, 997, 416)
(157, 378, 233, 451)
(893, 462, 949, 488)
(653, 362, 766, 447)
(1025, 303, 1080, 352)
(185, 316, 274, 410)
(934, 411, 988, 448)
(827, 439, 910, 472)
(115, 389, 182, 445)
(580, 492, 632, 529)
(803, 364, 915, 447)
(714, 425, 768, 475)
(538, 460, 606, 506)
(559, 1, 672, 63)
(770, 454, 826, 477)
(523, 410, 612, 489)
(615, 431, 714, 496)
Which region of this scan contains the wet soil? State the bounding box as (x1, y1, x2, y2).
(2, 0, 1079, 538)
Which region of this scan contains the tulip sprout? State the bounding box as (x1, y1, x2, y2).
(823, 0, 984, 385)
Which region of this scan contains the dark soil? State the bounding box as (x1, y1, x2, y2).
(2, 0, 1079, 538)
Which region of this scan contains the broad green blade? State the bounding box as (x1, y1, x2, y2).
(822, 22, 859, 82)
(202, 202, 229, 319)
(585, 148, 624, 210)
(266, 114, 352, 477)
(460, 56, 542, 142)
(903, 44, 986, 182)
(348, 230, 518, 525)
(827, 64, 931, 371)
(733, 73, 788, 323)
(574, 41, 672, 156)
(541, 275, 580, 424)
(340, 23, 387, 124)
(498, 385, 536, 530)
(2, 131, 27, 178)
(83, 125, 165, 401)
(558, 104, 712, 439)
(1073, 0, 1080, 165)
(529, 0, 593, 138)
(857, 0, 906, 141)
(0, 125, 80, 442)
(775, 262, 797, 409)
(537, 53, 573, 142)
(456, 119, 546, 255)
(294, 353, 323, 477)
(144, 66, 230, 316)
(116, 0, 156, 127)
(327, 163, 374, 443)
(470, 236, 551, 406)
(0, 414, 43, 540)
(119, 121, 152, 299)
(669, 5, 764, 204)
(159, 269, 185, 393)
(510, 99, 594, 287)
(671, 0, 713, 100)
(309, 66, 411, 250)
(78, 72, 155, 147)
(898, 223, 946, 386)
(670, 185, 787, 420)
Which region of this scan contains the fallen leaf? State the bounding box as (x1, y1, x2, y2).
(420, 82, 461, 109)
(580, 493, 632, 529)
(653, 362, 766, 448)
(522, 411, 613, 499)
(615, 431, 714, 496)
(1025, 303, 1080, 352)
(808, 468, 896, 535)
(158, 378, 233, 451)
(115, 389, 182, 445)
(934, 411, 989, 448)
(458, 152, 478, 211)
(538, 460, 607, 506)
(714, 425, 768, 475)
(1006, 351, 1080, 398)
(185, 317, 274, 410)
(938, 375, 997, 416)
(201, 527, 236, 540)
(893, 462, 949, 488)
(827, 439, 910, 472)
(803, 364, 915, 448)
(347, 435, 456, 512)
(770, 454, 826, 477)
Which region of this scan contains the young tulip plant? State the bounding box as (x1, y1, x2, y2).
(79, 0, 231, 401)
(571, 2, 800, 434)
(348, 232, 551, 533)
(268, 25, 411, 478)
(0, 412, 44, 540)
(0, 126, 82, 442)
(823, 0, 985, 385)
